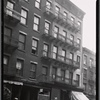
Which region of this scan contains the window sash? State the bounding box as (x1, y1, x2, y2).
(62, 50, 66, 57)
(42, 66, 47, 75)
(46, 1, 51, 9)
(70, 53, 73, 60)
(4, 56, 9, 65)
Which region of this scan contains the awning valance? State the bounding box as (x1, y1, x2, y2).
(72, 91, 89, 100)
(4, 80, 23, 86)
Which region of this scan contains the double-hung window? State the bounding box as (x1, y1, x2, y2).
(43, 43, 49, 57)
(35, 0, 41, 9)
(61, 70, 65, 81)
(42, 66, 48, 76)
(90, 58, 93, 67)
(54, 26, 59, 38)
(70, 52, 73, 60)
(84, 55, 87, 65)
(6, 1, 14, 16)
(18, 33, 26, 50)
(59, 30, 66, 41)
(52, 46, 58, 59)
(77, 38, 81, 47)
(4, 55, 9, 67)
(70, 35, 74, 45)
(71, 16, 75, 24)
(55, 6, 60, 17)
(4, 27, 12, 42)
(61, 49, 66, 61)
(52, 67, 57, 79)
(44, 21, 50, 34)
(30, 63, 37, 79)
(76, 74, 80, 86)
(16, 59, 24, 76)
(63, 11, 68, 20)
(46, 0, 51, 10)
(78, 21, 81, 26)
(77, 55, 80, 67)
(32, 38, 38, 55)
(83, 69, 87, 78)
(21, 8, 28, 25)
(33, 15, 40, 31)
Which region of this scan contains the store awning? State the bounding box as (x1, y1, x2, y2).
(4, 80, 23, 86)
(72, 91, 89, 100)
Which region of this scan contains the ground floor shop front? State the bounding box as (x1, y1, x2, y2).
(3, 80, 89, 100)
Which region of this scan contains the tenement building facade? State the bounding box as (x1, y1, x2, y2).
(82, 47, 96, 100)
(3, 0, 87, 100)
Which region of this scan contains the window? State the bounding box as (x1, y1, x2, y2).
(77, 38, 81, 45)
(21, 8, 28, 25)
(83, 69, 87, 78)
(52, 46, 58, 59)
(4, 56, 9, 66)
(16, 59, 24, 76)
(18, 33, 26, 50)
(77, 55, 80, 63)
(43, 43, 49, 57)
(4, 27, 12, 42)
(54, 26, 59, 38)
(78, 21, 81, 26)
(6, 1, 14, 16)
(89, 85, 93, 93)
(69, 52, 73, 60)
(84, 55, 87, 65)
(46, 0, 51, 10)
(71, 17, 74, 22)
(90, 58, 93, 67)
(70, 35, 74, 45)
(33, 15, 40, 31)
(32, 38, 38, 55)
(76, 74, 80, 86)
(59, 30, 66, 41)
(35, 0, 41, 9)
(52, 67, 57, 79)
(55, 6, 60, 16)
(42, 66, 47, 75)
(61, 49, 66, 61)
(83, 83, 87, 91)
(65, 70, 69, 83)
(63, 11, 68, 20)
(44, 21, 50, 34)
(61, 70, 65, 81)
(69, 72, 73, 83)
(30, 63, 37, 79)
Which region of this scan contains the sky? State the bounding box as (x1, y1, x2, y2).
(70, 0, 96, 53)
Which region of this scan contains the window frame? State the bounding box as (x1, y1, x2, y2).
(83, 68, 87, 78)
(52, 46, 58, 59)
(29, 62, 37, 79)
(44, 20, 50, 34)
(33, 15, 40, 31)
(35, 0, 41, 9)
(18, 33, 26, 50)
(16, 59, 24, 76)
(43, 43, 49, 57)
(84, 55, 87, 65)
(42, 66, 48, 75)
(20, 8, 28, 25)
(31, 38, 38, 55)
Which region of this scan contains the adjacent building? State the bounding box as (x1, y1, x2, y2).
(3, 0, 87, 100)
(82, 47, 96, 100)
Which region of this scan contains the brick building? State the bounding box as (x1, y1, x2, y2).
(82, 47, 96, 100)
(3, 0, 88, 100)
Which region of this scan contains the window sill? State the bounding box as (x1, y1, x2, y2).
(18, 49, 26, 53)
(35, 7, 41, 11)
(28, 78, 36, 81)
(20, 23, 28, 28)
(31, 53, 38, 57)
(24, 0, 30, 4)
(33, 29, 40, 34)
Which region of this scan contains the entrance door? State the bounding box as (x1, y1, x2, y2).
(61, 90, 70, 100)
